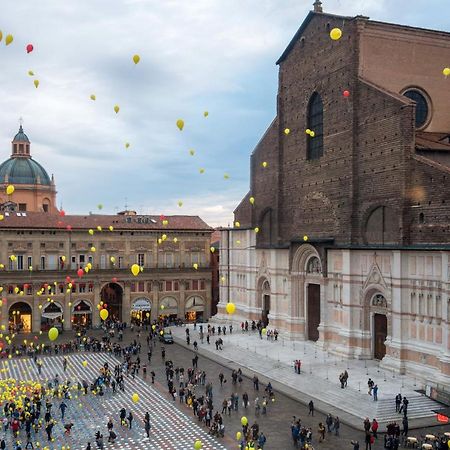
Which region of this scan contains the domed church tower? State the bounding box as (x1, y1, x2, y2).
(0, 125, 57, 213)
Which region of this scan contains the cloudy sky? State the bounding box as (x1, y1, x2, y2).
(0, 0, 447, 226)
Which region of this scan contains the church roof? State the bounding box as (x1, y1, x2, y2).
(12, 125, 30, 143)
(0, 157, 51, 185)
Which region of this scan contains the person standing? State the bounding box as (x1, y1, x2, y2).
(326, 414, 333, 432)
(395, 393, 402, 412)
(144, 412, 151, 438)
(371, 418, 378, 439)
(333, 416, 340, 436)
(402, 415, 409, 436)
(308, 400, 314, 416)
(59, 401, 67, 420)
(318, 422, 325, 442)
(372, 384, 378, 401)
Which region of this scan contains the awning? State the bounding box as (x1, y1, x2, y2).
(132, 298, 151, 311)
(41, 312, 62, 319)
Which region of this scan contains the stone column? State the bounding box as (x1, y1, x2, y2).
(204, 279, 212, 319)
(32, 297, 40, 333)
(178, 281, 186, 320)
(123, 282, 131, 325)
(63, 293, 71, 331)
(92, 282, 101, 328)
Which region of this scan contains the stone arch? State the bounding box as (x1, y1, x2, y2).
(8, 301, 33, 333)
(292, 244, 321, 274)
(363, 205, 400, 245)
(256, 277, 271, 326)
(361, 285, 390, 331)
(72, 299, 93, 329)
(185, 295, 206, 322)
(100, 282, 123, 321)
(159, 296, 178, 317)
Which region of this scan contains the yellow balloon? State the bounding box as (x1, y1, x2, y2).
(162, 234, 167, 241)
(223, 173, 230, 179)
(5, 34, 13, 46)
(97, 226, 102, 231)
(226, 302, 236, 314)
(34, 80, 39, 89)
(189, 149, 195, 156)
(158, 238, 162, 244)
(210, 246, 215, 253)
(132, 54, 140, 64)
(262, 328, 267, 335)
(90, 94, 96, 101)
(241, 416, 248, 426)
(0, 31, 2, 42)
(193, 263, 198, 270)
(194, 441, 202, 450)
(131, 264, 140, 276)
(160, 305, 165, 310)
(82, 361, 88, 367)
(249, 196, 255, 205)
(28, 70, 34, 76)
(303, 235, 308, 241)
(443, 67, 450, 77)
(199, 168, 205, 174)
(203, 111, 209, 117)
(88, 229, 94, 235)
(254, 227, 260, 233)
(284, 128, 290, 135)
(310, 130, 315, 137)
(236, 432, 242, 440)
(235, 221, 240, 228)
(90, 246, 96, 252)
(173, 237, 178, 243)
(330, 28, 342, 40)
(132, 393, 139, 403)
(162, 219, 169, 226)
(109, 225, 114, 231)
(176, 119, 184, 131)
(6, 185, 14, 195)
(125, 142, 130, 149)
(48, 327, 59, 342)
(100, 309, 109, 321)
(262, 161, 268, 168)
(305, 129, 311, 135)
(61, 256, 66, 262)
(177, 200, 183, 207)
(114, 105, 120, 114)
(110, 256, 116, 263)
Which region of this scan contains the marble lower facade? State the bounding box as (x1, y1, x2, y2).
(215, 228, 450, 390)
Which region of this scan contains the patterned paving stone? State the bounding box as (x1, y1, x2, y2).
(0, 353, 228, 450)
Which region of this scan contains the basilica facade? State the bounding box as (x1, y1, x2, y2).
(216, 3, 450, 390)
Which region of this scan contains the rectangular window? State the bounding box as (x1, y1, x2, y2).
(147, 252, 153, 268)
(131, 282, 136, 293)
(71, 256, 77, 270)
(191, 252, 200, 265)
(88, 255, 93, 265)
(42, 204, 49, 212)
(88, 283, 94, 293)
(47, 254, 57, 270)
(27, 256, 32, 270)
(138, 281, 145, 292)
(79, 283, 86, 293)
(192, 280, 199, 290)
(200, 280, 205, 290)
(18, 203, 27, 212)
(166, 281, 172, 291)
(185, 281, 191, 290)
(174, 281, 179, 291)
(40, 256, 46, 270)
(59, 284, 64, 294)
(137, 253, 145, 267)
(79, 254, 85, 266)
(166, 253, 174, 268)
(118, 256, 123, 269)
(17, 255, 24, 271)
(100, 254, 106, 269)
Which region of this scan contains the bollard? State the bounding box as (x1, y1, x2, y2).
(383, 371, 386, 382)
(326, 367, 329, 380)
(358, 381, 361, 392)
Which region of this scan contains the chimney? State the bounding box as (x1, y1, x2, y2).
(313, 0, 323, 13)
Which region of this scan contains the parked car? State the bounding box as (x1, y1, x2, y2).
(159, 331, 174, 344)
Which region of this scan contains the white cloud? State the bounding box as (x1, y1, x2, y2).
(0, 0, 446, 225)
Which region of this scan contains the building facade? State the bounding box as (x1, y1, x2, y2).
(216, 3, 450, 390)
(0, 127, 213, 332)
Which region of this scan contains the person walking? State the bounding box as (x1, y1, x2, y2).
(318, 422, 326, 442)
(402, 416, 409, 436)
(144, 412, 151, 438)
(395, 393, 402, 412)
(371, 418, 378, 439)
(333, 416, 340, 436)
(308, 400, 314, 416)
(326, 413, 333, 432)
(59, 401, 67, 420)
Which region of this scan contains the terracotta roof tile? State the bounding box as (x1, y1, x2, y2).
(0, 212, 213, 231)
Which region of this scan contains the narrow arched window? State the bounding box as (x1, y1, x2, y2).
(307, 92, 324, 160)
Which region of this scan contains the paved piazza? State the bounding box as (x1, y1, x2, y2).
(0, 353, 227, 450)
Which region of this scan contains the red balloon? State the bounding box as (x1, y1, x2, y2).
(34, 336, 38, 340)
(23, 284, 28, 289)
(77, 268, 84, 278)
(59, 210, 66, 217)
(343, 90, 350, 98)
(66, 225, 72, 231)
(26, 44, 34, 54)
(65, 276, 71, 282)
(43, 283, 48, 289)
(103, 303, 108, 308)
(112, 277, 118, 283)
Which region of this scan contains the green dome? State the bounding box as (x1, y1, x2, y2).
(0, 157, 51, 185)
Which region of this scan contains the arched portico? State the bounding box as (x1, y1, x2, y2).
(256, 277, 271, 327)
(8, 301, 32, 333)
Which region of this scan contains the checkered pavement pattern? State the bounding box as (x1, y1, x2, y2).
(0, 353, 228, 450)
